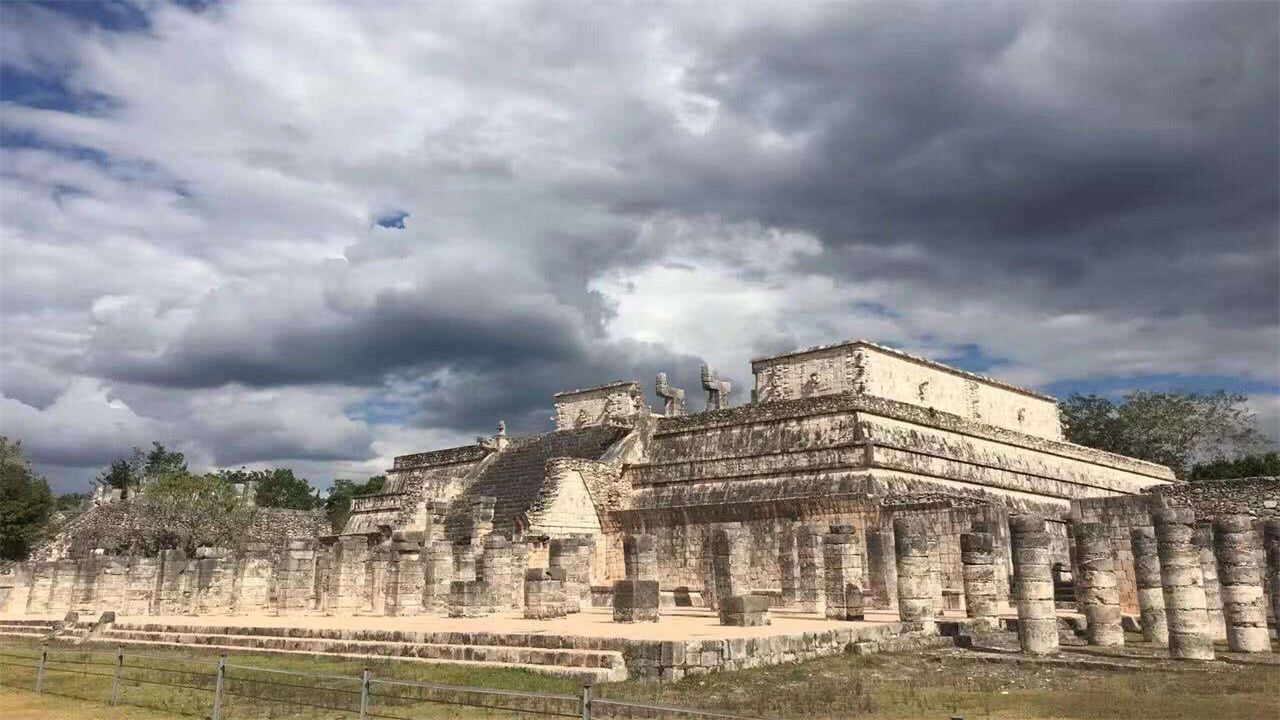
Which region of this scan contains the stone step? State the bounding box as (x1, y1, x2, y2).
(0, 619, 59, 628)
(112, 622, 627, 652)
(98, 629, 624, 670)
(0, 630, 48, 640)
(86, 636, 625, 682)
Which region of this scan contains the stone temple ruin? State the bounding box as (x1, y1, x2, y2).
(2, 339, 1277, 679)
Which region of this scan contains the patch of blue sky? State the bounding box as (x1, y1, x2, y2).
(0, 67, 117, 114)
(937, 343, 1001, 375)
(28, 0, 152, 33)
(1043, 374, 1280, 400)
(374, 210, 410, 230)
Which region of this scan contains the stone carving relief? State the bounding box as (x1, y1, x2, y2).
(701, 365, 732, 411)
(655, 373, 686, 416)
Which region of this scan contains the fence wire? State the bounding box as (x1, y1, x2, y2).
(0, 642, 775, 719)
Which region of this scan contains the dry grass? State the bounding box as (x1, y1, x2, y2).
(2, 640, 1278, 719)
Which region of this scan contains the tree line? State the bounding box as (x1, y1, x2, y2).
(0, 438, 386, 561)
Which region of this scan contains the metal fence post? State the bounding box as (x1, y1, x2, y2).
(580, 680, 593, 720)
(211, 654, 226, 720)
(35, 645, 47, 694)
(359, 668, 371, 720)
(110, 646, 123, 706)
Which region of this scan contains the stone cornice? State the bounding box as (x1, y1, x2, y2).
(653, 392, 1174, 481)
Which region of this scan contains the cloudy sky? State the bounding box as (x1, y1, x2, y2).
(2, 1, 1277, 494)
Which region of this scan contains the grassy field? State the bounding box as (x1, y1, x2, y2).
(1, 641, 1277, 719)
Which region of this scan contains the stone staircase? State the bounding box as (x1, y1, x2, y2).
(89, 622, 628, 682)
(0, 618, 58, 642)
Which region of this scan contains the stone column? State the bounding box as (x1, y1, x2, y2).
(453, 542, 476, 582)
(864, 528, 897, 611)
(1194, 521, 1228, 642)
(1073, 521, 1123, 646)
(549, 538, 590, 613)
(823, 525, 864, 621)
(624, 534, 658, 582)
(1009, 515, 1058, 655)
(927, 535, 944, 615)
(479, 536, 513, 613)
(960, 529, 999, 627)
(1212, 515, 1270, 653)
(893, 517, 934, 624)
(1265, 520, 1280, 627)
(423, 541, 453, 613)
(509, 541, 530, 610)
(778, 524, 799, 607)
(796, 525, 825, 615)
(1129, 527, 1169, 645)
(524, 569, 567, 620)
(1152, 506, 1214, 661)
(711, 524, 748, 605)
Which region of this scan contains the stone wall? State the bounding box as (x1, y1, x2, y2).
(553, 381, 644, 431)
(750, 340, 1063, 440)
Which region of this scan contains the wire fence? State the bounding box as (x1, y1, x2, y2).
(0, 644, 769, 719)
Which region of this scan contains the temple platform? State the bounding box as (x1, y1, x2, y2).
(0, 608, 954, 681)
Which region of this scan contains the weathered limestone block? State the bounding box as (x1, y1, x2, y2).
(509, 541, 530, 609)
(1265, 520, 1280, 627)
(50, 558, 78, 612)
(1193, 521, 1228, 642)
(237, 547, 274, 615)
(124, 559, 157, 616)
(613, 579, 660, 623)
(926, 535, 944, 616)
(624, 534, 658, 583)
(1073, 521, 1124, 646)
(864, 528, 897, 611)
(277, 540, 318, 615)
(1212, 515, 1270, 653)
(386, 540, 424, 618)
(1129, 527, 1169, 645)
(778, 525, 799, 607)
(423, 541, 453, 613)
(524, 569, 567, 620)
(796, 525, 826, 615)
(960, 530, 999, 627)
(453, 542, 477, 582)
(823, 526, 864, 621)
(330, 536, 373, 615)
(1009, 515, 1058, 655)
(1152, 506, 1214, 661)
(719, 595, 770, 627)
(447, 580, 490, 618)
(710, 524, 749, 611)
(479, 535, 513, 612)
(549, 538, 591, 613)
(470, 496, 496, 545)
(156, 550, 192, 615)
(893, 518, 934, 624)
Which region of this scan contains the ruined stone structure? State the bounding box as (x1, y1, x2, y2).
(2, 339, 1187, 630)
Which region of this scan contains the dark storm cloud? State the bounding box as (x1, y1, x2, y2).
(597, 1, 1279, 329)
(3, 0, 1276, 490)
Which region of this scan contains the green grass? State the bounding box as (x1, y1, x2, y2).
(2, 640, 1278, 719)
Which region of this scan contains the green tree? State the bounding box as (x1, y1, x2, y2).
(325, 475, 385, 533)
(0, 437, 54, 561)
(216, 467, 320, 510)
(143, 442, 187, 477)
(1059, 390, 1270, 479)
(96, 442, 186, 497)
(1189, 452, 1280, 481)
(135, 471, 253, 555)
